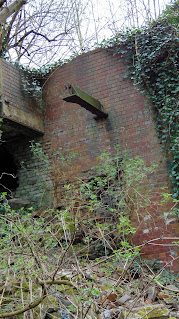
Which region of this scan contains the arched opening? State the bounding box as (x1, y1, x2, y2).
(0, 145, 19, 196)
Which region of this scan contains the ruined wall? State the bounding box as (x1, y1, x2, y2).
(0, 52, 178, 269)
(4, 138, 53, 208)
(0, 59, 33, 112)
(0, 59, 44, 136)
(0, 59, 53, 208)
(42, 48, 178, 271)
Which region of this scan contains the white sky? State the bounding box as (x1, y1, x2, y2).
(13, 0, 172, 67)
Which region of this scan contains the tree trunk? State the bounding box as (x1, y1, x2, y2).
(0, 0, 27, 25)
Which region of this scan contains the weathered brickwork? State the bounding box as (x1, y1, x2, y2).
(0, 59, 44, 137)
(0, 50, 178, 270)
(1, 137, 53, 208)
(0, 59, 35, 112)
(42, 49, 178, 271)
(0, 59, 52, 208)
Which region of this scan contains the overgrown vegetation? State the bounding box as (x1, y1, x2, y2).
(13, 54, 78, 109)
(14, 0, 179, 198)
(100, 0, 179, 198)
(0, 151, 178, 318)
(0, 2, 178, 317)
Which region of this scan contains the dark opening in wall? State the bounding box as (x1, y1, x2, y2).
(0, 145, 19, 195)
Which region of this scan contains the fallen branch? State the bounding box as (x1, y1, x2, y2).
(37, 278, 77, 289)
(0, 287, 46, 318)
(149, 275, 179, 293)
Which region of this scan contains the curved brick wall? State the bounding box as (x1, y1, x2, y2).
(42, 48, 178, 271)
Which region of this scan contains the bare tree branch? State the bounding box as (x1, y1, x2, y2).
(0, 288, 46, 318)
(0, 0, 7, 8)
(0, 0, 27, 24)
(11, 29, 69, 48)
(0, 0, 170, 67)
(2, 10, 19, 49)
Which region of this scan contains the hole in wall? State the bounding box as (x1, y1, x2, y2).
(0, 145, 19, 196)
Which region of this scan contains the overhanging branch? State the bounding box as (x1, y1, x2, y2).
(0, 0, 27, 24)
(10, 29, 69, 48)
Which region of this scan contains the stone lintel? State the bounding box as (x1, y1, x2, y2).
(0, 101, 44, 135)
(62, 83, 108, 118)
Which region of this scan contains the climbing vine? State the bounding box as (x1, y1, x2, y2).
(17, 63, 43, 108)
(9, 1, 178, 197)
(100, 0, 179, 198)
(13, 52, 79, 109)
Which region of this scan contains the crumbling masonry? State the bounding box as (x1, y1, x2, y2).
(0, 49, 178, 271)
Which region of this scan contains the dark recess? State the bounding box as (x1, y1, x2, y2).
(0, 145, 18, 195)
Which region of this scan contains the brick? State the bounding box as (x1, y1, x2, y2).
(0, 50, 178, 271)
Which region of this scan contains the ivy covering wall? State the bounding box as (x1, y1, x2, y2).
(101, 0, 179, 198)
(14, 1, 178, 198)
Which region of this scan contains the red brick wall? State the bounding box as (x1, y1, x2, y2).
(43, 48, 178, 271)
(0, 58, 39, 115)
(0, 59, 50, 207)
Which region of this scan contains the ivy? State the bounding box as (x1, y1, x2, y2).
(12, 62, 43, 109)
(6, 1, 178, 198)
(11, 53, 81, 109)
(101, 0, 179, 198)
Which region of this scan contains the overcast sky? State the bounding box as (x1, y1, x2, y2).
(16, 0, 172, 67)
